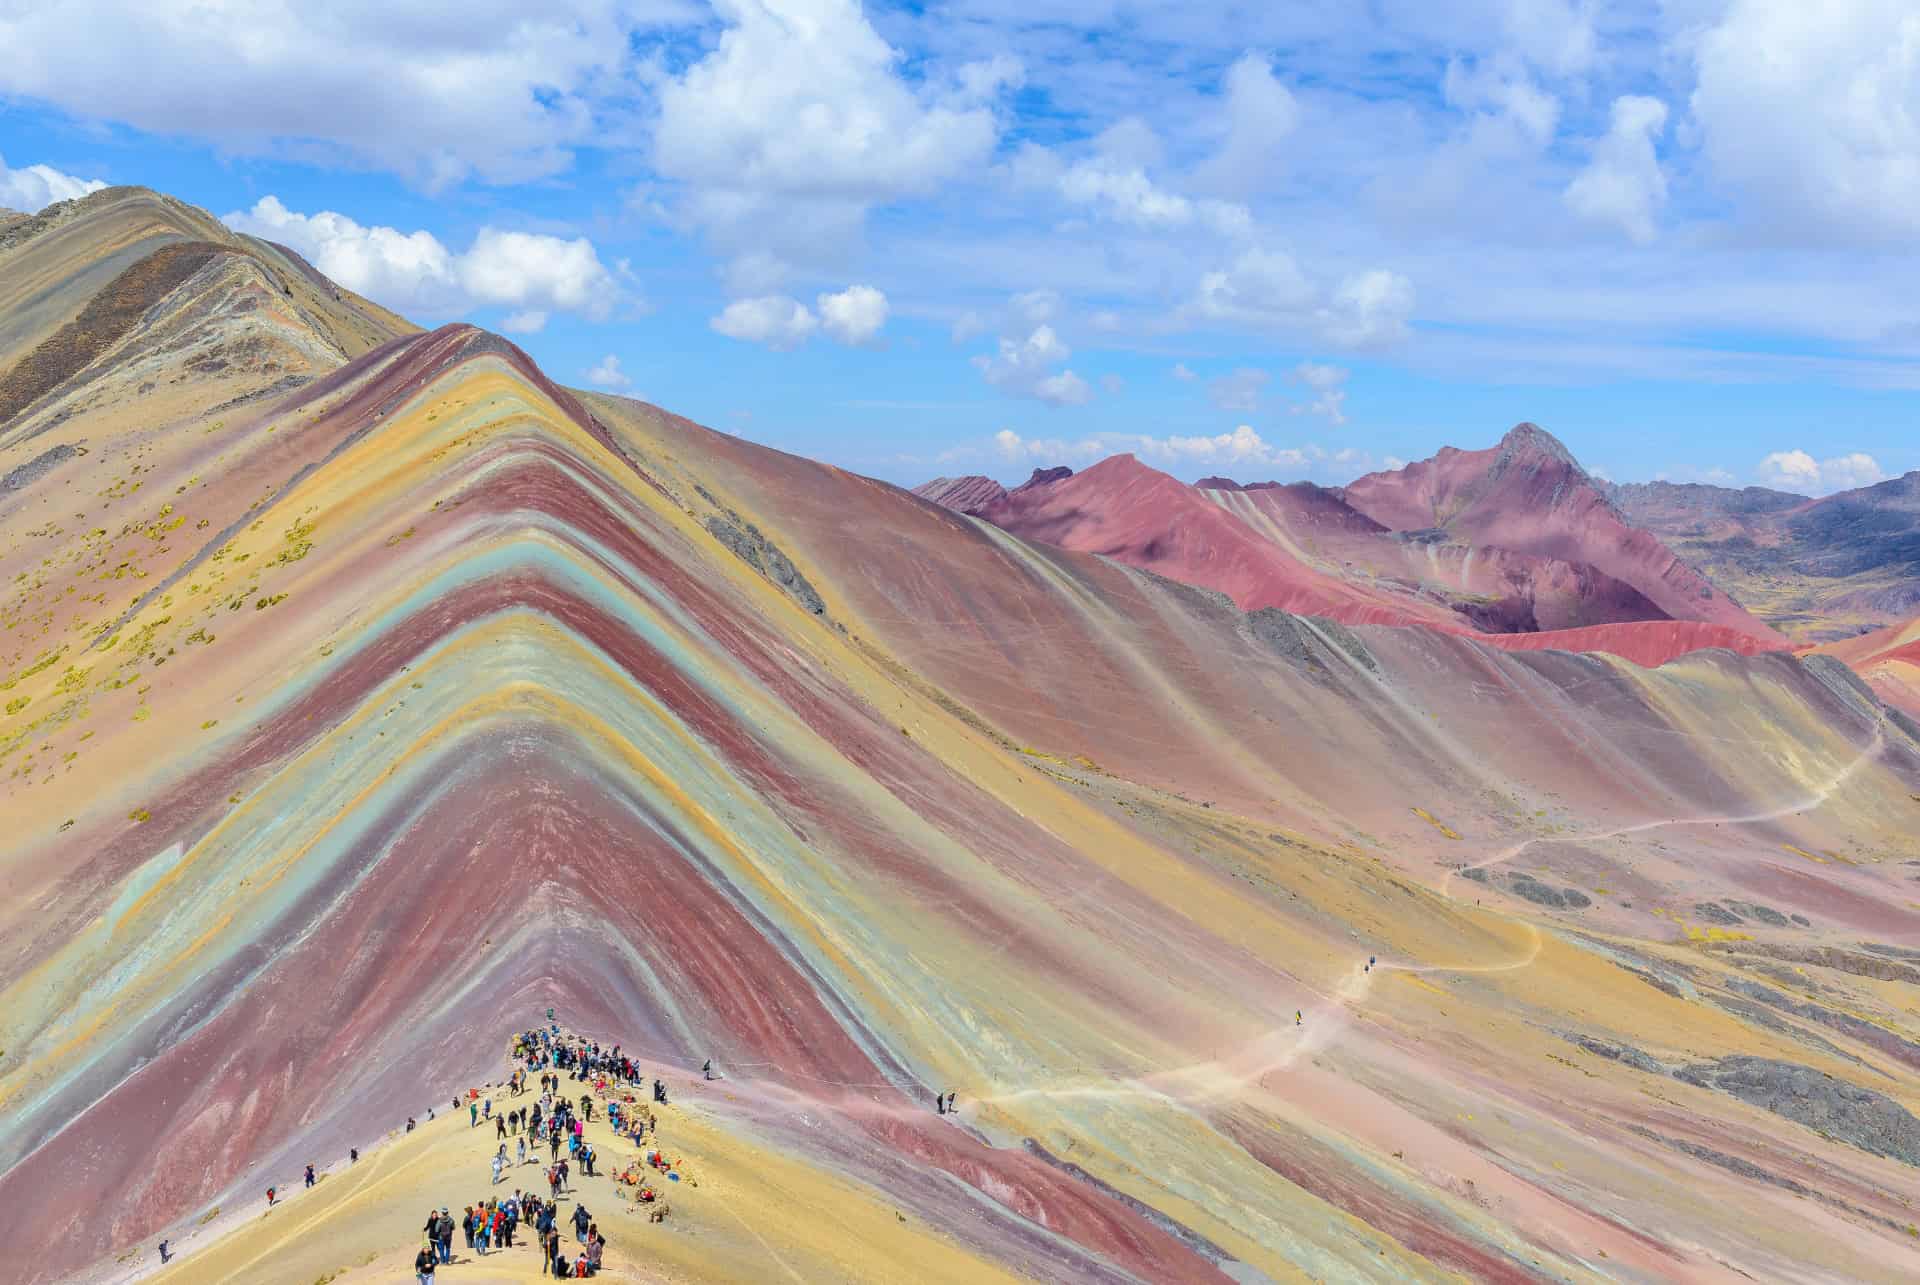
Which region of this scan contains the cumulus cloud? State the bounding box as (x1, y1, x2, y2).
(711, 295, 820, 349)
(816, 283, 889, 345)
(1564, 95, 1669, 243)
(974, 326, 1092, 406)
(989, 425, 1367, 477)
(710, 283, 889, 349)
(652, 0, 1017, 277)
(1171, 362, 1197, 381)
(0, 152, 106, 212)
(1442, 57, 1561, 148)
(1692, 0, 1920, 240)
(1758, 449, 1885, 494)
(1187, 249, 1414, 348)
(1207, 367, 1270, 412)
(1288, 362, 1350, 425)
(223, 196, 619, 328)
(0, 2, 685, 189)
(1051, 119, 1251, 236)
(585, 354, 633, 389)
(1192, 53, 1300, 197)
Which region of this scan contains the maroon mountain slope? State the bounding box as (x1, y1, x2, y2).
(915, 455, 1779, 665)
(912, 473, 1008, 514)
(1341, 424, 1786, 646)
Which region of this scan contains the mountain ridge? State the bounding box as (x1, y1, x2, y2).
(6, 185, 1920, 1284)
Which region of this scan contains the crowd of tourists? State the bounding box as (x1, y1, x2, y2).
(412, 1017, 695, 1281)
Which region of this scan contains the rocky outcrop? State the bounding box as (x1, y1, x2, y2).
(1674, 1056, 1920, 1166)
(912, 474, 1008, 515)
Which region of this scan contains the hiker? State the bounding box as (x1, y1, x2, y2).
(703, 1058, 713, 1081)
(350, 1148, 359, 1164)
(416, 1241, 437, 1283)
(947, 1091, 957, 1113)
(407, 1116, 417, 1132)
(463, 1206, 477, 1249)
(305, 1163, 315, 1188)
(157, 1240, 170, 1265)
(470, 1101, 479, 1128)
(573, 1201, 591, 1244)
(1295, 1010, 1303, 1027)
(497, 1114, 507, 1141)
(544, 1228, 563, 1277)
(436, 1207, 454, 1263)
(652, 1078, 667, 1104)
(484, 1097, 492, 1120)
(518, 1136, 528, 1166)
(492, 1153, 504, 1185)
(586, 1225, 606, 1274)
(266, 1186, 277, 1208)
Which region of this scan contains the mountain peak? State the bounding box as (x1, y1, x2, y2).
(1497, 422, 1580, 470)
(911, 474, 1008, 515)
(1014, 464, 1075, 491)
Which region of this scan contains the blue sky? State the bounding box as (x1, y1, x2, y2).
(2, 0, 1916, 496)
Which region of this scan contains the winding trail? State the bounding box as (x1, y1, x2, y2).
(967, 713, 1890, 1115)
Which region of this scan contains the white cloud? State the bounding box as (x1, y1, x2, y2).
(652, 0, 1017, 276)
(1187, 248, 1414, 348)
(711, 295, 820, 350)
(816, 283, 889, 345)
(710, 283, 889, 349)
(1757, 448, 1885, 494)
(1442, 58, 1561, 148)
(974, 325, 1092, 406)
(1207, 367, 1270, 412)
(1031, 115, 1251, 238)
(1564, 95, 1669, 243)
(1692, 0, 1920, 240)
(0, 152, 106, 212)
(1321, 268, 1416, 347)
(0, 2, 690, 189)
(989, 425, 1351, 476)
(500, 310, 549, 335)
(1192, 53, 1300, 197)
(585, 354, 633, 389)
(223, 196, 619, 324)
(1171, 362, 1197, 381)
(1288, 362, 1350, 425)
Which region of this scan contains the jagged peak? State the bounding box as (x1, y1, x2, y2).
(1497, 422, 1580, 469)
(1012, 464, 1075, 491)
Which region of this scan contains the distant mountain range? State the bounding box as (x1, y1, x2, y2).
(1608, 473, 1920, 639)
(920, 425, 1920, 657)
